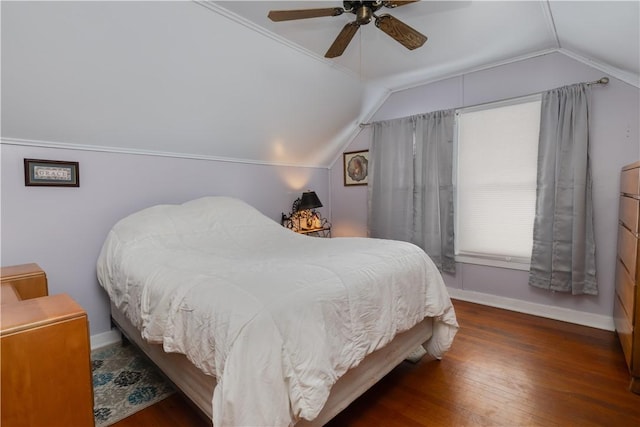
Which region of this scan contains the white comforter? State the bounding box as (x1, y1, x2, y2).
(97, 197, 458, 426)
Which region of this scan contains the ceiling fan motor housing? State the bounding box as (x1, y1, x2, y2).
(344, 1, 384, 25)
(356, 6, 372, 24)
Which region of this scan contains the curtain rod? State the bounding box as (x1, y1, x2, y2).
(359, 76, 610, 128)
(587, 76, 610, 85)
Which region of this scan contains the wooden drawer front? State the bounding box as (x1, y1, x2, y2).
(1, 294, 94, 427)
(618, 225, 639, 279)
(616, 258, 637, 323)
(620, 196, 640, 234)
(621, 166, 640, 196)
(1, 315, 95, 427)
(614, 294, 634, 369)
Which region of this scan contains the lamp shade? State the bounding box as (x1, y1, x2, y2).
(297, 191, 323, 211)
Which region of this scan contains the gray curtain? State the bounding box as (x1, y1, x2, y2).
(529, 83, 598, 295)
(368, 117, 415, 243)
(368, 110, 455, 272)
(414, 110, 455, 272)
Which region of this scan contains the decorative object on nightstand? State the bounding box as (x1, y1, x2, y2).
(281, 190, 331, 237)
(614, 160, 640, 395)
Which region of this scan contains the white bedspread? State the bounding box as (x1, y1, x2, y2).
(97, 197, 458, 426)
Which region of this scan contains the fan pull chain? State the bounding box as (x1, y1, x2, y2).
(359, 26, 363, 81)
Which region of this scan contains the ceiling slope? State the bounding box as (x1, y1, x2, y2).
(216, 1, 639, 87)
(549, 0, 639, 85)
(2, 1, 638, 168)
(1, 0, 365, 167)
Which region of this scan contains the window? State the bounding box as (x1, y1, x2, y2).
(454, 95, 541, 270)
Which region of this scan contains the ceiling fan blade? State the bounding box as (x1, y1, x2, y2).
(383, 1, 420, 8)
(325, 22, 360, 58)
(268, 8, 344, 22)
(375, 14, 427, 50)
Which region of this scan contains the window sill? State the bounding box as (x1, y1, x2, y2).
(455, 255, 531, 271)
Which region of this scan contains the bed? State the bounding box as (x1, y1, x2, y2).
(97, 196, 458, 426)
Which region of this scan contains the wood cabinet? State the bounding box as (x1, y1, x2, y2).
(0, 263, 48, 300)
(1, 264, 95, 426)
(614, 161, 640, 394)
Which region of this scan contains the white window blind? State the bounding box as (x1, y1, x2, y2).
(455, 96, 541, 268)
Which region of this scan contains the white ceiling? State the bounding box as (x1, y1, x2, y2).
(212, 1, 639, 87)
(216, 1, 555, 82)
(2, 1, 638, 167)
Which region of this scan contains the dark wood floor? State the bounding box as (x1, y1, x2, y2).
(112, 300, 640, 427)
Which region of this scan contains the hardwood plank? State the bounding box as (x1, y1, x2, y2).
(109, 393, 210, 427)
(111, 300, 640, 426)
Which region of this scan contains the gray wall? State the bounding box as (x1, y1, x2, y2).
(2, 50, 637, 337)
(1, 144, 329, 335)
(330, 52, 640, 320)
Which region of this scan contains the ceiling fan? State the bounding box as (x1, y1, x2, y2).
(267, 1, 427, 58)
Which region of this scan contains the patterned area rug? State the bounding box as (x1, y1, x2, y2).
(92, 343, 175, 426)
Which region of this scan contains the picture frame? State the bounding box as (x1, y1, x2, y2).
(343, 150, 369, 186)
(24, 159, 80, 187)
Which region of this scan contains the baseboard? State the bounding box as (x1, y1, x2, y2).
(447, 287, 615, 331)
(90, 328, 122, 351)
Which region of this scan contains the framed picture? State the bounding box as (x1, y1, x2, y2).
(24, 159, 80, 187)
(343, 150, 369, 186)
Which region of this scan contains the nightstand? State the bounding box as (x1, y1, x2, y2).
(296, 226, 332, 238)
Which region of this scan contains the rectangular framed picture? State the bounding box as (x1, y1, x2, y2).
(24, 159, 80, 187)
(343, 150, 369, 186)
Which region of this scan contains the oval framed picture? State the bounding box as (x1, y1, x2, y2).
(343, 150, 369, 186)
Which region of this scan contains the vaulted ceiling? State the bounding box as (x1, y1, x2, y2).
(215, 0, 639, 85)
(2, 1, 638, 167)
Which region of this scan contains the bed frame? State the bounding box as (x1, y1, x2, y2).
(111, 302, 435, 426)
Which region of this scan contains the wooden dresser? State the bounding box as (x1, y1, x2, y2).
(614, 161, 640, 394)
(1, 263, 95, 426)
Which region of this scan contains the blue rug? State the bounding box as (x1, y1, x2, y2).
(92, 343, 175, 426)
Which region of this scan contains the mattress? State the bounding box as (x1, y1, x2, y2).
(97, 196, 458, 426)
